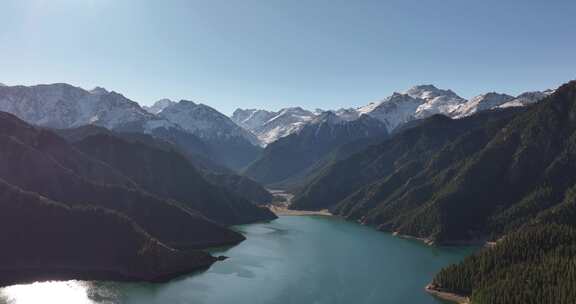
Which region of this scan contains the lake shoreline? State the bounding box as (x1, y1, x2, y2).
(0, 261, 216, 288)
(0, 215, 476, 304)
(268, 204, 332, 216)
(270, 190, 489, 248)
(267, 189, 332, 216)
(392, 231, 492, 247)
(425, 284, 470, 304)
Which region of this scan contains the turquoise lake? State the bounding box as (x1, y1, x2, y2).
(0, 216, 475, 304)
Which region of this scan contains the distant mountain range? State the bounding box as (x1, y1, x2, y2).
(234, 85, 552, 187)
(0, 81, 553, 189)
(0, 78, 570, 296)
(0, 82, 552, 154)
(0, 84, 261, 171)
(232, 85, 553, 145)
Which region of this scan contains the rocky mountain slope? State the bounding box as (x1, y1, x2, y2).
(231, 108, 277, 131)
(0, 83, 153, 129)
(159, 100, 262, 170)
(232, 107, 316, 145)
(244, 112, 387, 185)
(143, 98, 175, 114)
(450, 92, 514, 118)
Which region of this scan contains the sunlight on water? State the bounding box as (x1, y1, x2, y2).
(0, 217, 475, 304)
(0, 281, 95, 304)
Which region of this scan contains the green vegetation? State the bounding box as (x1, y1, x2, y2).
(294, 81, 576, 244)
(432, 224, 576, 304)
(244, 114, 387, 185)
(292, 81, 576, 302)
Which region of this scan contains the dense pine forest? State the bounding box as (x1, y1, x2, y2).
(428, 81, 576, 303)
(432, 224, 576, 304)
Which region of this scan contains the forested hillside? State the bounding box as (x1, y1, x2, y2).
(290, 80, 576, 303)
(293, 81, 576, 247)
(431, 223, 576, 304)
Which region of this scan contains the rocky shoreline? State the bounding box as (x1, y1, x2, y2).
(425, 284, 470, 304)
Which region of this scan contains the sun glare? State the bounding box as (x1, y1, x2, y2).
(0, 281, 95, 304)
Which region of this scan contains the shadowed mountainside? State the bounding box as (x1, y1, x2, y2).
(0, 179, 218, 286)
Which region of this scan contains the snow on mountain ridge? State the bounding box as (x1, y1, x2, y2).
(233, 85, 467, 141)
(405, 84, 461, 100)
(232, 106, 317, 145)
(356, 92, 426, 131)
(90, 86, 109, 95)
(160, 100, 260, 146)
(407, 85, 467, 118)
(0, 83, 154, 129)
(231, 109, 276, 131)
(450, 92, 515, 118)
(235, 83, 554, 144)
(144, 98, 176, 114)
(498, 90, 554, 109)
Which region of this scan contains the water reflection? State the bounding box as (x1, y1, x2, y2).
(0, 216, 476, 304)
(1, 281, 97, 304)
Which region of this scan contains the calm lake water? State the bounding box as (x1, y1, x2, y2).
(0, 216, 475, 304)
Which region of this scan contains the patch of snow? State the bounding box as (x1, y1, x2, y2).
(498, 90, 553, 109)
(451, 92, 514, 118)
(160, 100, 261, 146)
(0, 83, 153, 129)
(143, 98, 175, 114)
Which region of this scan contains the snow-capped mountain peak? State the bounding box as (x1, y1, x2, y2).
(450, 92, 514, 118)
(498, 90, 554, 109)
(143, 98, 175, 114)
(232, 106, 317, 145)
(0, 83, 153, 129)
(311, 111, 344, 125)
(405, 85, 467, 119)
(405, 84, 461, 101)
(231, 108, 276, 130)
(355, 92, 425, 131)
(160, 100, 260, 146)
(90, 86, 109, 95)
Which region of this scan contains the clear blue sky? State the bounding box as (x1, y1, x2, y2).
(1, 0, 575, 114)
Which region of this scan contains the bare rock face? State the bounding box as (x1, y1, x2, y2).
(244, 112, 388, 185)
